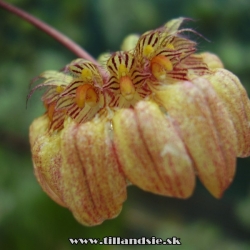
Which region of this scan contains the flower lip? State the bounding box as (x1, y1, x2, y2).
(119, 76, 135, 100)
(75, 84, 98, 108)
(151, 55, 173, 81)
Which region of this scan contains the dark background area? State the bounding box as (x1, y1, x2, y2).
(0, 0, 250, 249)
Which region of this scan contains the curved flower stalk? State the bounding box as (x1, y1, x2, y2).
(29, 17, 250, 226)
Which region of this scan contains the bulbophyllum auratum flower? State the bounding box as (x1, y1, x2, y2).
(105, 51, 151, 108)
(29, 17, 250, 226)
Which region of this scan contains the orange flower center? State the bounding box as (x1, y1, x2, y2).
(151, 55, 173, 81)
(75, 84, 98, 108)
(119, 76, 135, 100)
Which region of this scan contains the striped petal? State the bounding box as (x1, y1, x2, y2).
(155, 81, 236, 198)
(193, 77, 237, 179)
(30, 115, 66, 207)
(206, 69, 250, 157)
(60, 118, 127, 226)
(112, 101, 195, 198)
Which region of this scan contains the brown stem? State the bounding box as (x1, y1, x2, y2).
(0, 0, 98, 64)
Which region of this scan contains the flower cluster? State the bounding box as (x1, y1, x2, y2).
(29, 18, 250, 226)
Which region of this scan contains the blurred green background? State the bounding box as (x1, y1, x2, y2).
(1, 0, 250, 249)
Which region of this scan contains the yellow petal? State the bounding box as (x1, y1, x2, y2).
(155, 81, 236, 198)
(29, 115, 49, 147)
(61, 118, 127, 226)
(193, 77, 237, 181)
(206, 68, 250, 157)
(121, 34, 140, 51)
(97, 52, 111, 68)
(198, 52, 224, 69)
(113, 101, 195, 198)
(30, 115, 66, 207)
(164, 17, 186, 34)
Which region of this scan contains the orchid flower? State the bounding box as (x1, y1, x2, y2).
(25, 17, 250, 226)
